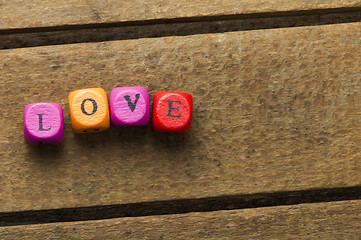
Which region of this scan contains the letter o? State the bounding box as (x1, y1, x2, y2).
(81, 98, 98, 115)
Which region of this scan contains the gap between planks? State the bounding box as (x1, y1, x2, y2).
(1, 200, 361, 239)
(1, 186, 360, 226)
(1, 5, 361, 34)
(0, 9, 360, 49)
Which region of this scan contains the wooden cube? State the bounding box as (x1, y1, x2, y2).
(24, 103, 64, 145)
(152, 92, 193, 133)
(68, 88, 110, 133)
(109, 87, 150, 126)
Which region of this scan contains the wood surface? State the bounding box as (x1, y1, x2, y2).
(1, 200, 360, 239)
(1, 0, 361, 30)
(0, 22, 360, 213)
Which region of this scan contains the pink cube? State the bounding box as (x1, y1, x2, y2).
(24, 103, 64, 145)
(109, 87, 150, 126)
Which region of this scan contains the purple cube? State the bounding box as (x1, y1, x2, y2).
(24, 103, 64, 145)
(109, 87, 150, 126)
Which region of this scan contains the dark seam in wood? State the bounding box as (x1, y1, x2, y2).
(0, 186, 360, 226)
(0, 11, 360, 50)
(1, 6, 361, 35)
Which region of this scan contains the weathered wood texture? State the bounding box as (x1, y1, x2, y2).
(1, 200, 360, 239)
(0, 22, 360, 213)
(1, 0, 361, 30)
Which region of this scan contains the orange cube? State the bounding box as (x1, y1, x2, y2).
(68, 88, 110, 133)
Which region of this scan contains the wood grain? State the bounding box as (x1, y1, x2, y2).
(0, 22, 360, 213)
(1, 0, 361, 30)
(1, 200, 360, 239)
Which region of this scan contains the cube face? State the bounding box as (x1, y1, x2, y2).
(24, 103, 64, 145)
(68, 88, 110, 133)
(152, 92, 193, 133)
(109, 87, 150, 126)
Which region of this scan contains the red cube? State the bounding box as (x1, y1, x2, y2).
(152, 92, 193, 133)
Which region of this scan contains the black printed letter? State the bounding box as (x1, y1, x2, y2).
(81, 98, 98, 115)
(37, 114, 51, 131)
(124, 94, 140, 112)
(166, 100, 181, 118)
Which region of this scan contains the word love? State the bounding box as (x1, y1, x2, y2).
(24, 87, 193, 145)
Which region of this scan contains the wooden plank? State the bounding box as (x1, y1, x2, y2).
(0, 22, 360, 213)
(1, 200, 360, 239)
(1, 0, 361, 30)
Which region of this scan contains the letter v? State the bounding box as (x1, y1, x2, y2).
(124, 94, 140, 112)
